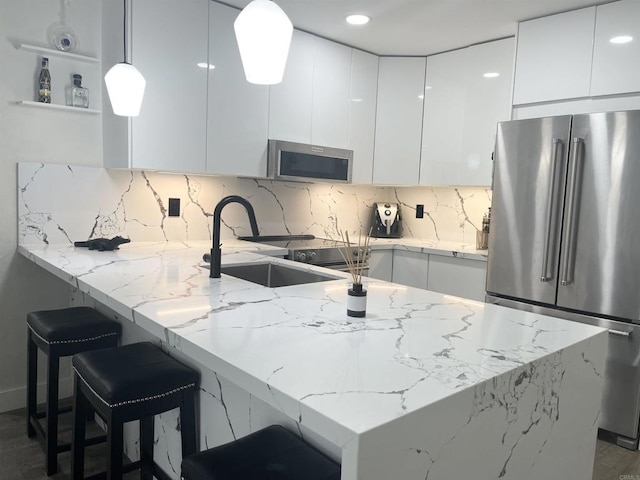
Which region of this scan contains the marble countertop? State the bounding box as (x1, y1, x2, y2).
(367, 237, 488, 261)
(18, 240, 603, 447)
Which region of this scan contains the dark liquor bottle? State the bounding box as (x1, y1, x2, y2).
(38, 57, 51, 103)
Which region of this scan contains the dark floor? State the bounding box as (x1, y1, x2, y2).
(1, 407, 639, 479)
(0, 406, 138, 480)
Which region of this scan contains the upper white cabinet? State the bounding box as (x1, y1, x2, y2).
(207, 2, 269, 177)
(373, 57, 426, 185)
(420, 38, 514, 186)
(348, 50, 378, 184)
(591, 0, 640, 97)
(130, 0, 209, 172)
(268, 31, 316, 144)
(513, 7, 595, 105)
(311, 40, 352, 148)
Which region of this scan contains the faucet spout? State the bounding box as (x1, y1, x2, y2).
(210, 195, 259, 278)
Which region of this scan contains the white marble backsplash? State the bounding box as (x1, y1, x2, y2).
(18, 163, 491, 246)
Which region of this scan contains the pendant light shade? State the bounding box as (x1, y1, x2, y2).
(234, 0, 293, 85)
(105, 62, 146, 116)
(105, 0, 146, 116)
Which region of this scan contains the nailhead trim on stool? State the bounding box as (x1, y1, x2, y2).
(180, 425, 341, 480)
(71, 342, 200, 480)
(26, 306, 121, 476)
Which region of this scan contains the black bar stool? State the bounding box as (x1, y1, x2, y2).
(180, 425, 341, 480)
(26, 306, 121, 475)
(71, 342, 199, 480)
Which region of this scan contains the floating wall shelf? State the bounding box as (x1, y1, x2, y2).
(17, 43, 100, 63)
(17, 100, 101, 114)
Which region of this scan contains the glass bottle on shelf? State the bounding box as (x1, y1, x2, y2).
(66, 74, 89, 108)
(38, 57, 51, 103)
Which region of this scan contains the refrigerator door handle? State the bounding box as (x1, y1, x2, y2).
(609, 328, 633, 337)
(560, 137, 584, 286)
(541, 138, 563, 282)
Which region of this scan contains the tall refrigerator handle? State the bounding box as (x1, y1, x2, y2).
(540, 138, 563, 282)
(560, 137, 584, 286)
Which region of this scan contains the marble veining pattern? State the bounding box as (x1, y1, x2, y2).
(20, 241, 606, 479)
(17, 162, 491, 250)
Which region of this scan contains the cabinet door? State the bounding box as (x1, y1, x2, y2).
(368, 249, 393, 282)
(268, 30, 315, 144)
(427, 256, 487, 301)
(312, 40, 351, 148)
(373, 57, 426, 185)
(207, 2, 269, 177)
(591, 0, 640, 97)
(391, 250, 428, 289)
(131, 0, 208, 172)
(420, 38, 513, 186)
(513, 7, 595, 105)
(349, 50, 378, 184)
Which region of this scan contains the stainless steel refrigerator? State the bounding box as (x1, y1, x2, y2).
(486, 110, 640, 449)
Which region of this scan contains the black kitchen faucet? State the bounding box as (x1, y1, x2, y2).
(210, 195, 259, 278)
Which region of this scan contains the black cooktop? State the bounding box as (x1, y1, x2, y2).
(238, 235, 341, 250)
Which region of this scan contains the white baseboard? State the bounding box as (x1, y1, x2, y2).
(0, 376, 73, 413)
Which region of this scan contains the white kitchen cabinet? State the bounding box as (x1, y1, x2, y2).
(391, 250, 428, 289)
(427, 256, 487, 302)
(349, 50, 379, 184)
(130, 0, 209, 172)
(268, 30, 315, 144)
(368, 249, 393, 282)
(513, 7, 595, 105)
(420, 38, 514, 186)
(207, 2, 269, 177)
(311, 40, 352, 148)
(591, 0, 640, 97)
(373, 57, 426, 185)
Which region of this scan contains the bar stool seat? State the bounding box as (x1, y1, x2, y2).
(181, 425, 341, 480)
(72, 342, 199, 480)
(26, 306, 121, 475)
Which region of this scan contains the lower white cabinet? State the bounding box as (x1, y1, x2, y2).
(427, 255, 487, 301)
(391, 250, 429, 289)
(368, 250, 393, 282)
(369, 248, 487, 301)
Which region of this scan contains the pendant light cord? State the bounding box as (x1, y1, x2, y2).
(123, 0, 128, 63)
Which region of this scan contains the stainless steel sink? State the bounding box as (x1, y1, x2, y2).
(219, 262, 340, 288)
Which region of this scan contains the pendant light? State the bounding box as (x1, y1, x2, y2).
(234, 0, 293, 85)
(104, 0, 146, 116)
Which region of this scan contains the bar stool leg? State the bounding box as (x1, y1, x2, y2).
(26, 331, 37, 438)
(140, 416, 154, 480)
(180, 390, 197, 459)
(106, 413, 124, 480)
(45, 352, 60, 475)
(71, 378, 86, 480)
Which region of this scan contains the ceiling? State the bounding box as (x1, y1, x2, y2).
(220, 0, 610, 56)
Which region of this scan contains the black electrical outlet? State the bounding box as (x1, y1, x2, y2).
(168, 198, 180, 217)
(416, 204, 424, 218)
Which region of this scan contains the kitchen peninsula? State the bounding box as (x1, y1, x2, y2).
(19, 240, 606, 480)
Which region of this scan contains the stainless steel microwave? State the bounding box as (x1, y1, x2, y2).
(267, 140, 353, 183)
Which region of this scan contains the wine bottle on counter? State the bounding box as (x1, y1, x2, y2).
(38, 57, 51, 103)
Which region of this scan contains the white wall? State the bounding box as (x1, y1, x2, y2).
(0, 0, 102, 411)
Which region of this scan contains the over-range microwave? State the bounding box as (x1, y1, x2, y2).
(267, 139, 353, 183)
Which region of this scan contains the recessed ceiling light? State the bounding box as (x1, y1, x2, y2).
(610, 35, 633, 44)
(483, 72, 500, 78)
(197, 62, 216, 69)
(346, 14, 370, 25)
